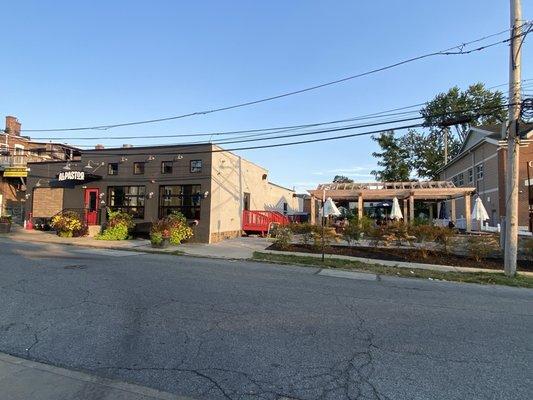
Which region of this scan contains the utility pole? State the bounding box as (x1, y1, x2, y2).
(504, 0, 522, 277)
(443, 127, 448, 165)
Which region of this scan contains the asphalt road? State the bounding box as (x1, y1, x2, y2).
(0, 239, 531, 400)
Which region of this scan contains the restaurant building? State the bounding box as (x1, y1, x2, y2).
(25, 143, 300, 243)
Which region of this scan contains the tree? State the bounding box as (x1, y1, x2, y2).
(421, 83, 506, 141)
(332, 175, 354, 183)
(402, 129, 461, 180)
(404, 83, 506, 179)
(371, 130, 411, 182)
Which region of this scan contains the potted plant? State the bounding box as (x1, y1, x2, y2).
(0, 215, 13, 233)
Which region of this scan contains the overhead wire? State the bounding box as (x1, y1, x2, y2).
(20, 23, 532, 133)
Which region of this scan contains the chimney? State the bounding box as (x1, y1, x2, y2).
(5, 116, 21, 136)
(95, 144, 105, 150)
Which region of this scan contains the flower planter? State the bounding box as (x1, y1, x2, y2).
(0, 222, 12, 234)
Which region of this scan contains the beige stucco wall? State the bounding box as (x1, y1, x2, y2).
(209, 148, 299, 242)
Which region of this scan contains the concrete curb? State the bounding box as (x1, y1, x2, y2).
(0, 352, 193, 400)
(256, 249, 533, 277)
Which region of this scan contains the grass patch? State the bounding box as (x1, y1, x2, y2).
(252, 252, 533, 289)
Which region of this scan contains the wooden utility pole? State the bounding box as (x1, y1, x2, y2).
(504, 0, 522, 277)
(443, 128, 448, 165)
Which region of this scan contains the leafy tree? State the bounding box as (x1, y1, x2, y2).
(371, 130, 411, 182)
(421, 83, 506, 141)
(332, 175, 354, 183)
(401, 129, 461, 180)
(402, 83, 505, 179)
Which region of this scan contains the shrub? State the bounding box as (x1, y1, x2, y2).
(150, 212, 193, 246)
(0, 215, 13, 224)
(289, 223, 319, 245)
(96, 210, 135, 241)
(312, 226, 338, 250)
(434, 227, 456, 254)
(342, 223, 363, 245)
(51, 212, 85, 238)
(467, 235, 499, 262)
(408, 224, 439, 243)
(274, 227, 292, 250)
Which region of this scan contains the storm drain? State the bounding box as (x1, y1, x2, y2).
(63, 264, 87, 270)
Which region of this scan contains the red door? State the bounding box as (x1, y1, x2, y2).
(84, 188, 99, 225)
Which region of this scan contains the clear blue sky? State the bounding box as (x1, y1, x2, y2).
(2, 1, 531, 192)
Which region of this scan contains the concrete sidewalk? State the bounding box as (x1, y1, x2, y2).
(3, 227, 272, 259)
(0, 353, 189, 400)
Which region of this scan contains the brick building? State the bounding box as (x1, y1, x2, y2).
(0, 116, 80, 222)
(438, 123, 533, 231)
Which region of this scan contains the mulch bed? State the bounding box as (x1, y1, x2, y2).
(267, 243, 532, 272)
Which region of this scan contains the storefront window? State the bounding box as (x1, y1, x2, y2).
(108, 186, 145, 219)
(159, 185, 201, 219)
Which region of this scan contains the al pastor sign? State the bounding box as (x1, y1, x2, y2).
(58, 171, 85, 181)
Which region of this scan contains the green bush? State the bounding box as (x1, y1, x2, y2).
(273, 227, 292, 250)
(342, 222, 362, 245)
(467, 235, 499, 262)
(289, 223, 319, 245)
(96, 210, 134, 241)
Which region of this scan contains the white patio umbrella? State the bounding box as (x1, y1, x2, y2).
(390, 197, 403, 220)
(472, 197, 489, 229)
(320, 197, 341, 217)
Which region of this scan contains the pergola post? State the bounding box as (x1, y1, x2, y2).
(357, 195, 363, 221)
(450, 198, 456, 222)
(429, 203, 434, 221)
(465, 194, 472, 232)
(437, 202, 441, 219)
(403, 199, 408, 224)
(409, 195, 415, 223)
(310, 197, 316, 225)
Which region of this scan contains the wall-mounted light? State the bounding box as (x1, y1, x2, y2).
(25, 194, 31, 199)
(175, 154, 183, 160)
(84, 160, 105, 171)
(203, 191, 209, 198)
(150, 179, 156, 184)
(147, 155, 155, 161)
(100, 200, 106, 205)
(147, 192, 154, 199)
(120, 156, 128, 163)
(62, 162, 72, 171)
(35, 179, 42, 188)
(99, 193, 105, 199)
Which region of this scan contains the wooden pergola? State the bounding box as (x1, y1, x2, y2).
(308, 181, 476, 231)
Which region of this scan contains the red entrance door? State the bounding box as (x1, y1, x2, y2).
(84, 188, 99, 225)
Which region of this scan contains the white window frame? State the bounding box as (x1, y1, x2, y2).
(13, 144, 25, 165)
(475, 163, 484, 180)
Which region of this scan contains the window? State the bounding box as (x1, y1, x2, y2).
(0, 144, 8, 165)
(108, 163, 118, 175)
(468, 168, 473, 183)
(475, 164, 484, 180)
(190, 160, 202, 173)
(161, 161, 173, 174)
(159, 185, 201, 220)
(13, 144, 25, 165)
(133, 162, 145, 175)
(458, 173, 464, 186)
(108, 186, 145, 219)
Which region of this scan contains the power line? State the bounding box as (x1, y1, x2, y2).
(8, 104, 514, 157)
(21, 24, 531, 133)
